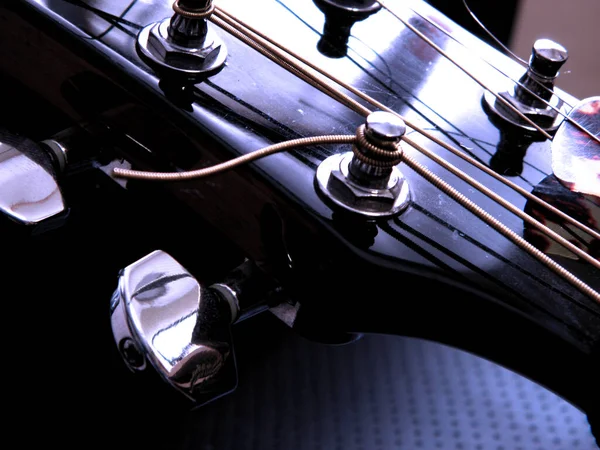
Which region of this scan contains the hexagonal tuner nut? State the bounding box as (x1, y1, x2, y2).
(315, 112, 410, 217)
(137, 17, 227, 81)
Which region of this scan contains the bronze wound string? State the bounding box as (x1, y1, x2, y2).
(112, 1, 600, 302)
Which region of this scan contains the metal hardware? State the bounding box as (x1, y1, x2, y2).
(315, 111, 410, 217)
(313, 0, 382, 58)
(0, 135, 66, 227)
(136, 0, 227, 81)
(111, 251, 278, 404)
(483, 39, 570, 134)
(111, 250, 237, 404)
(39, 139, 68, 172)
(210, 259, 273, 323)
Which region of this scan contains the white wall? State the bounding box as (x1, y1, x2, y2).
(510, 0, 600, 100)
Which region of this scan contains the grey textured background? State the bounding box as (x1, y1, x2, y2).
(178, 319, 597, 450)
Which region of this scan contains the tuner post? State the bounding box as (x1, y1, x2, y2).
(315, 111, 411, 217)
(483, 38, 570, 134)
(169, 0, 212, 46)
(314, 0, 382, 58)
(515, 39, 568, 107)
(136, 0, 227, 81)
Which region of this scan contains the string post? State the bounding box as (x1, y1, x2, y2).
(349, 111, 406, 188)
(515, 39, 568, 107)
(313, 0, 382, 58)
(135, 0, 226, 81)
(169, 0, 215, 46)
(315, 111, 410, 217)
(483, 38, 569, 135)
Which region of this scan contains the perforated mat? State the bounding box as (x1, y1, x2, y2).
(177, 318, 597, 450)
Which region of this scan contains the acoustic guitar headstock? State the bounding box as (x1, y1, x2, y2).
(0, 0, 598, 446)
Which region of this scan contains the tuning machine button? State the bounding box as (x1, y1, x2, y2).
(0, 133, 67, 231)
(110, 251, 278, 405)
(483, 39, 570, 134)
(111, 250, 238, 406)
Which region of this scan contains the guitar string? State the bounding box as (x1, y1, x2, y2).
(112, 135, 355, 179)
(290, 0, 600, 210)
(61, 2, 599, 300)
(462, 0, 572, 83)
(275, 0, 545, 188)
(217, 4, 599, 221)
(403, 136, 600, 269)
(378, 0, 599, 146)
(66, 0, 556, 190)
(276, 0, 548, 190)
(459, 5, 600, 212)
(373, 0, 552, 141)
(137, 4, 600, 268)
(373, 1, 600, 211)
(206, 7, 600, 287)
(462, 0, 528, 66)
(79, 1, 598, 166)
(68, 2, 597, 144)
(399, 149, 600, 303)
(114, 135, 600, 303)
(212, 4, 600, 244)
(79, 0, 531, 190)
(396, 204, 594, 310)
(113, 8, 600, 302)
(400, 1, 600, 146)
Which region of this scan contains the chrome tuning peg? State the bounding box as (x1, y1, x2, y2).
(110, 250, 275, 406)
(483, 38, 570, 134)
(136, 0, 227, 81)
(0, 132, 67, 231)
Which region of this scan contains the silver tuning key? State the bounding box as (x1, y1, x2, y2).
(483, 38, 570, 134)
(110, 250, 274, 406)
(0, 133, 67, 230)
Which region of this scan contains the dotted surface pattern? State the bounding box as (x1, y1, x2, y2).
(180, 322, 597, 450)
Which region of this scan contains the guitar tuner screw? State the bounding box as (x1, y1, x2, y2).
(39, 139, 68, 172)
(119, 338, 145, 370)
(136, 0, 227, 81)
(483, 38, 570, 134)
(315, 111, 411, 217)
